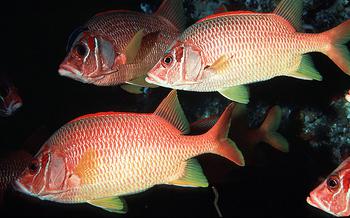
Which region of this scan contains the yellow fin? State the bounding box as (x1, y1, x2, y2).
(126, 75, 159, 88)
(120, 84, 144, 94)
(125, 29, 145, 64)
(208, 55, 230, 73)
(218, 85, 249, 104)
(289, 55, 322, 81)
(87, 197, 127, 214)
(74, 150, 98, 182)
(168, 159, 208, 187)
(273, 0, 303, 31)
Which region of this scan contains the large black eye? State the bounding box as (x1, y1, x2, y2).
(29, 160, 40, 174)
(326, 175, 339, 191)
(74, 43, 87, 57)
(161, 54, 173, 67)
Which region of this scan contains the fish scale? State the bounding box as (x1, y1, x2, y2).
(15, 91, 245, 213)
(45, 114, 212, 202)
(84, 12, 179, 83)
(181, 14, 326, 91)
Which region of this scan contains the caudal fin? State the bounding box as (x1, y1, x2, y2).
(259, 106, 289, 152)
(324, 20, 350, 76)
(207, 103, 245, 166)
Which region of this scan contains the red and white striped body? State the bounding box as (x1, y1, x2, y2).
(46, 113, 214, 203)
(14, 91, 244, 208)
(146, 12, 329, 91)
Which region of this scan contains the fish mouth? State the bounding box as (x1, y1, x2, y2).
(13, 180, 35, 197)
(307, 196, 318, 208)
(58, 65, 91, 83)
(145, 74, 172, 89)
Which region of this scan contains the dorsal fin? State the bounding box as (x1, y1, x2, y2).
(153, 90, 190, 134)
(273, 0, 303, 31)
(155, 0, 186, 31)
(196, 11, 256, 24)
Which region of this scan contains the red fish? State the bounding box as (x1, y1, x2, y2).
(0, 77, 22, 117)
(58, 0, 186, 94)
(14, 90, 244, 213)
(146, 0, 350, 103)
(307, 157, 350, 217)
(191, 105, 288, 165)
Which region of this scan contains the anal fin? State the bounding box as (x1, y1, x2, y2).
(289, 55, 322, 81)
(168, 159, 208, 188)
(218, 85, 249, 104)
(87, 196, 127, 214)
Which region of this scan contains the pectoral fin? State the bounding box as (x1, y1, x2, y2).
(87, 196, 127, 214)
(126, 75, 158, 88)
(208, 55, 230, 73)
(218, 85, 249, 104)
(125, 29, 146, 64)
(168, 159, 208, 187)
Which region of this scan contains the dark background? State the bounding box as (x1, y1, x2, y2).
(0, 0, 348, 217)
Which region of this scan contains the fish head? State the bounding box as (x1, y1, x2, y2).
(307, 158, 350, 216)
(146, 40, 206, 90)
(0, 85, 22, 117)
(14, 145, 70, 201)
(59, 30, 118, 85)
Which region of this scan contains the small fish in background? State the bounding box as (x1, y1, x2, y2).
(146, 0, 350, 104)
(0, 150, 32, 205)
(307, 156, 350, 217)
(58, 0, 186, 94)
(190, 105, 288, 165)
(14, 90, 244, 214)
(0, 76, 22, 117)
(0, 125, 49, 205)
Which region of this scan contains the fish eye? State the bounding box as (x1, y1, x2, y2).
(161, 54, 173, 67)
(74, 43, 87, 57)
(326, 175, 339, 191)
(29, 160, 40, 174)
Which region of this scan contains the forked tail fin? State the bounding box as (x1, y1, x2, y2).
(207, 103, 245, 166)
(259, 106, 289, 152)
(323, 20, 350, 76)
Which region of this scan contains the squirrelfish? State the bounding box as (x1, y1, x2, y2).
(58, 0, 186, 94)
(0, 76, 22, 117)
(0, 150, 32, 204)
(14, 90, 244, 213)
(307, 156, 350, 217)
(146, 0, 350, 104)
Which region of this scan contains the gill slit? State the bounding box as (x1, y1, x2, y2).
(38, 152, 51, 195)
(93, 38, 100, 75)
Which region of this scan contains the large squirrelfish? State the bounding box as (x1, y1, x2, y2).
(14, 90, 244, 213)
(58, 0, 186, 93)
(146, 0, 350, 104)
(307, 156, 350, 217)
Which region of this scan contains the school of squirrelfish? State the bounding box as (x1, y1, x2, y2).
(1, 0, 350, 217)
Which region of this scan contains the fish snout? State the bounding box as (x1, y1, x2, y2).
(58, 65, 90, 83)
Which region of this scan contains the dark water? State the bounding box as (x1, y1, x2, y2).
(0, 0, 348, 217)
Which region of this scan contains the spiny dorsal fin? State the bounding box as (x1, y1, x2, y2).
(273, 0, 303, 31)
(125, 29, 145, 64)
(88, 197, 127, 214)
(168, 159, 208, 187)
(290, 54, 322, 81)
(154, 90, 190, 134)
(155, 0, 186, 31)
